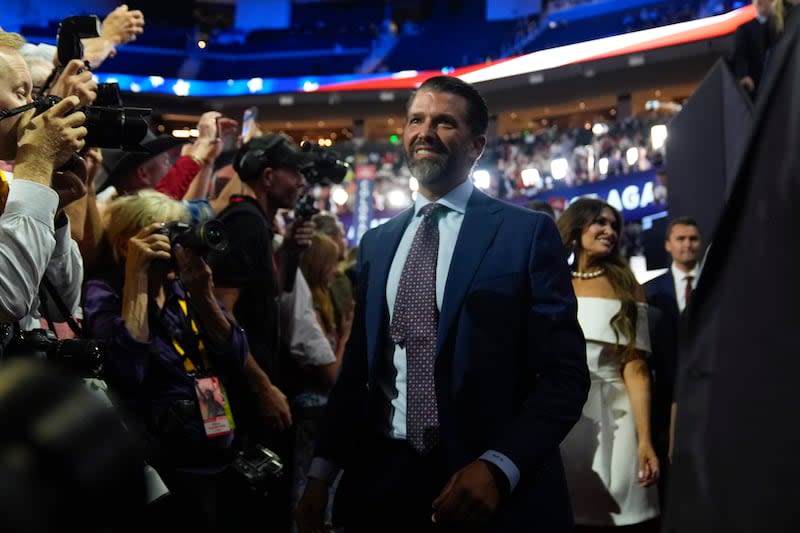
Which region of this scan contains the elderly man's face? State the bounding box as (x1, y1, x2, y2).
(0, 48, 33, 161)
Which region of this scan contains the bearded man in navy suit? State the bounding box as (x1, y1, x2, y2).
(295, 76, 589, 532)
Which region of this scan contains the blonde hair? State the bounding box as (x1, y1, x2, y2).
(105, 190, 189, 256)
(773, 0, 785, 33)
(0, 31, 25, 50)
(0, 31, 26, 79)
(299, 232, 340, 333)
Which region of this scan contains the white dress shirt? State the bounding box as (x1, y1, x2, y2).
(385, 178, 472, 439)
(671, 262, 699, 313)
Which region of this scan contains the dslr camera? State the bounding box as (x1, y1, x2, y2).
(5, 327, 104, 379)
(299, 141, 349, 186)
(32, 15, 153, 150)
(294, 142, 350, 220)
(229, 443, 284, 495)
(32, 94, 152, 151)
(161, 220, 230, 256)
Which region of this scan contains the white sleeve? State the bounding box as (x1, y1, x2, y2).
(39, 218, 84, 321)
(0, 180, 58, 322)
(284, 271, 336, 367)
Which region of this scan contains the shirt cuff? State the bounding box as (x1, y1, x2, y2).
(480, 450, 521, 493)
(52, 217, 72, 255)
(308, 457, 341, 486)
(4, 181, 58, 227)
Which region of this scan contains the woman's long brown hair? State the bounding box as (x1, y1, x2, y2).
(557, 198, 640, 362)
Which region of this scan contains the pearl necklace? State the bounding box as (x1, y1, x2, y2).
(571, 268, 605, 280)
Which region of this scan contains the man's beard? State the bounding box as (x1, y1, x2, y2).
(405, 144, 462, 186)
(407, 154, 449, 185)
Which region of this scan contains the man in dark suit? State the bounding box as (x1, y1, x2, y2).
(296, 76, 589, 532)
(643, 217, 702, 505)
(731, 0, 775, 97)
(664, 2, 800, 531)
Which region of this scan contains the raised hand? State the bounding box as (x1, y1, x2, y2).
(102, 4, 145, 46)
(48, 59, 97, 106)
(125, 222, 171, 276)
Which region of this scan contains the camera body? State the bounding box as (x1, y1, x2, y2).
(6, 328, 104, 378)
(300, 141, 349, 186)
(56, 15, 101, 67)
(33, 94, 151, 151)
(229, 443, 284, 493)
(31, 15, 153, 151)
(161, 220, 230, 256)
(294, 142, 350, 221)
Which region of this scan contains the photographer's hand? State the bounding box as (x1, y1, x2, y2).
(122, 223, 171, 342)
(173, 244, 232, 348)
(284, 219, 315, 250)
(51, 152, 88, 210)
(14, 95, 87, 186)
(47, 59, 97, 106)
(242, 354, 293, 431)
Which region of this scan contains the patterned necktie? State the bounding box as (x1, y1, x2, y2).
(390, 202, 442, 454)
(684, 275, 694, 310)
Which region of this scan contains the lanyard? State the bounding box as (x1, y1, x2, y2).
(151, 294, 211, 375)
(0, 170, 8, 213)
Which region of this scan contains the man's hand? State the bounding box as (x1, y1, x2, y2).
(82, 5, 145, 67)
(284, 219, 315, 250)
(52, 153, 88, 210)
(48, 59, 97, 106)
(187, 111, 238, 165)
(740, 75, 755, 93)
(295, 477, 332, 533)
(431, 460, 503, 528)
(14, 95, 87, 185)
(255, 382, 293, 432)
(102, 4, 145, 46)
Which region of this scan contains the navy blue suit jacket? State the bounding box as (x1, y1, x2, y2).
(316, 188, 589, 531)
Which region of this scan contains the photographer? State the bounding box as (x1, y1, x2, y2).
(0, 31, 87, 331)
(82, 190, 254, 530)
(207, 133, 318, 530)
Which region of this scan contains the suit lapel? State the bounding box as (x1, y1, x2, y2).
(437, 190, 502, 354)
(365, 208, 414, 371)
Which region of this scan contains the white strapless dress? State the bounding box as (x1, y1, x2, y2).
(561, 297, 660, 526)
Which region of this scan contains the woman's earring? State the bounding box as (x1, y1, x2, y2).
(567, 240, 578, 266)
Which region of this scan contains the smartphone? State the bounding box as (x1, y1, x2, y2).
(241, 106, 258, 141)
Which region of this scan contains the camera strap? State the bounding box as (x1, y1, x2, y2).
(149, 295, 210, 375)
(148, 295, 236, 437)
(39, 274, 85, 338)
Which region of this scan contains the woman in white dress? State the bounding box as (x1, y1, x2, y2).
(556, 199, 660, 532)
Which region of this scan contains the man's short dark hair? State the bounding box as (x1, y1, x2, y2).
(524, 199, 556, 220)
(666, 216, 700, 239)
(407, 76, 489, 137)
